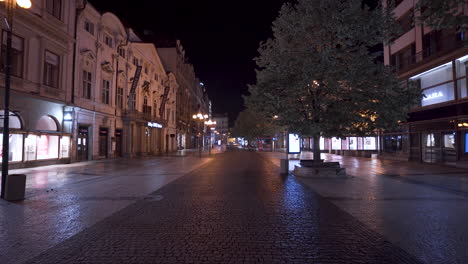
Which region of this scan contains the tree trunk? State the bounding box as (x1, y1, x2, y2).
(312, 135, 322, 164)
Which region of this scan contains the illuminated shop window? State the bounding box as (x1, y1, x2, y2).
(60, 136, 70, 158)
(348, 137, 358, 150)
(25, 135, 37, 161)
(0, 134, 23, 162)
(37, 135, 59, 160)
(331, 137, 341, 150)
(363, 137, 376, 150)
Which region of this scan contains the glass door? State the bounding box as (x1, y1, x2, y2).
(77, 126, 88, 161)
(422, 132, 441, 163)
(442, 131, 456, 164)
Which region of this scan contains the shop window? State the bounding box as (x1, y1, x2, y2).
(0, 110, 22, 129)
(43, 50, 60, 88)
(46, 0, 61, 19)
(36, 116, 58, 131)
(421, 83, 454, 106)
(60, 136, 70, 158)
(25, 134, 37, 161)
(0, 134, 23, 162)
(384, 135, 403, 152)
(331, 137, 341, 150)
(1, 31, 24, 78)
(443, 133, 455, 149)
(363, 137, 377, 150)
(348, 137, 358, 150)
(37, 135, 59, 160)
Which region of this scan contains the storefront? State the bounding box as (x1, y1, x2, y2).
(0, 111, 71, 168)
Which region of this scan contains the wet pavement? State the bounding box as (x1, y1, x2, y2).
(263, 151, 468, 263)
(2, 149, 467, 263)
(16, 150, 421, 263)
(0, 150, 217, 264)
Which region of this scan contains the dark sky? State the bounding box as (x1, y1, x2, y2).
(89, 0, 292, 126)
(89, 0, 379, 126)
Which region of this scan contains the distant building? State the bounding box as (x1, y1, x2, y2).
(213, 114, 229, 144)
(381, 0, 468, 166)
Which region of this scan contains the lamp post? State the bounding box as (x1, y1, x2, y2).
(192, 113, 208, 157)
(1, 0, 32, 199)
(204, 120, 216, 155)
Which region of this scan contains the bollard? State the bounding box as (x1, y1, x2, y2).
(5, 174, 26, 201)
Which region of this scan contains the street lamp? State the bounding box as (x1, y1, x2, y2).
(204, 120, 216, 155)
(1, 0, 32, 199)
(192, 112, 208, 157)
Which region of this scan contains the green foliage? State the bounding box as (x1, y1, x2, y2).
(247, 0, 422, 142)
(415, 0, 468, 33)
(231, 109, 281, 142)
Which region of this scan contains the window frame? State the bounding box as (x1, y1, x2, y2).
(84, 20, 94, 36)
(45, 0, 62, 20)
(101, 80, 111, 105)
(43, 50, 60, 88)
(82, 70, 92, 99)
(1, 30, 24, 78)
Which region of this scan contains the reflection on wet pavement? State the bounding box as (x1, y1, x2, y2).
(263, 151, 468, 263)
(0, 154, 214, 264)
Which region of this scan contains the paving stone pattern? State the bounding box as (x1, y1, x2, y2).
(25, 150, 421, 264)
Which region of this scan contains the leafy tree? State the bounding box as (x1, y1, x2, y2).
(231, 109, 281, 144)
(246, 0, 422, 163)
(414, 0, 468, 34)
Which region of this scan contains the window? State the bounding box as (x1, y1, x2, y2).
(384, 135, 403, 152)
(118, 48, 125, 58)
(133, 57, 139, 66)
(43, 50, 60, 88)
(1, 31, 24, 78)
(101, 80, 110, 105)
(116, 87, 123, 108)
(84, 20, 94, 35)
(46, 0, 61, 19)
(144, 66, 148, 74)
(154, 74, 159, 81)
(143, 96, 151, 114)
(410, 61, 454, 106)
(37, 135, 59, 160)
(153, 100, 157, 116)
(104, 35, 113, 48)
(131, 94, 136, 110)
(82, 70, 92, 99)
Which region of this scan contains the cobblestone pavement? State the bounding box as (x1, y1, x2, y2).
(24, 150, 420, 264)
(262, 151, 468, 263)
(0, 151, 217, 264)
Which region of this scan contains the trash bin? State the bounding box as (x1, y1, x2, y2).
(280, 159, 289, 174)
(5, 174, 26, 201)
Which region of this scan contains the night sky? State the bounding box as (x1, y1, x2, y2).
(89, 0, 379, 127)
(89, 0, 292, 126)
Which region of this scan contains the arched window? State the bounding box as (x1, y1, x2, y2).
(36, 115, 58, 131)
(0, 110, 22, 129)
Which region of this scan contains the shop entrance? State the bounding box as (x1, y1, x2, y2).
(115, 129, 123, 157)
(99, 127, 108, 158)
(77, 126, 89, 161)
(422, 132, 440, 163)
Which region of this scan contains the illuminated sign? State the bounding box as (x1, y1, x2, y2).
(465, 133, 468, 153)
(422, 91, 443, 101)
(147, 122, 163, 128)
(288, 133, 301, 154)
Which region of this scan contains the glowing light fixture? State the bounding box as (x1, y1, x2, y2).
(15, 0, 32, 8)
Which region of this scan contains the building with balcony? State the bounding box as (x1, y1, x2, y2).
(381, 0, 468, 166)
